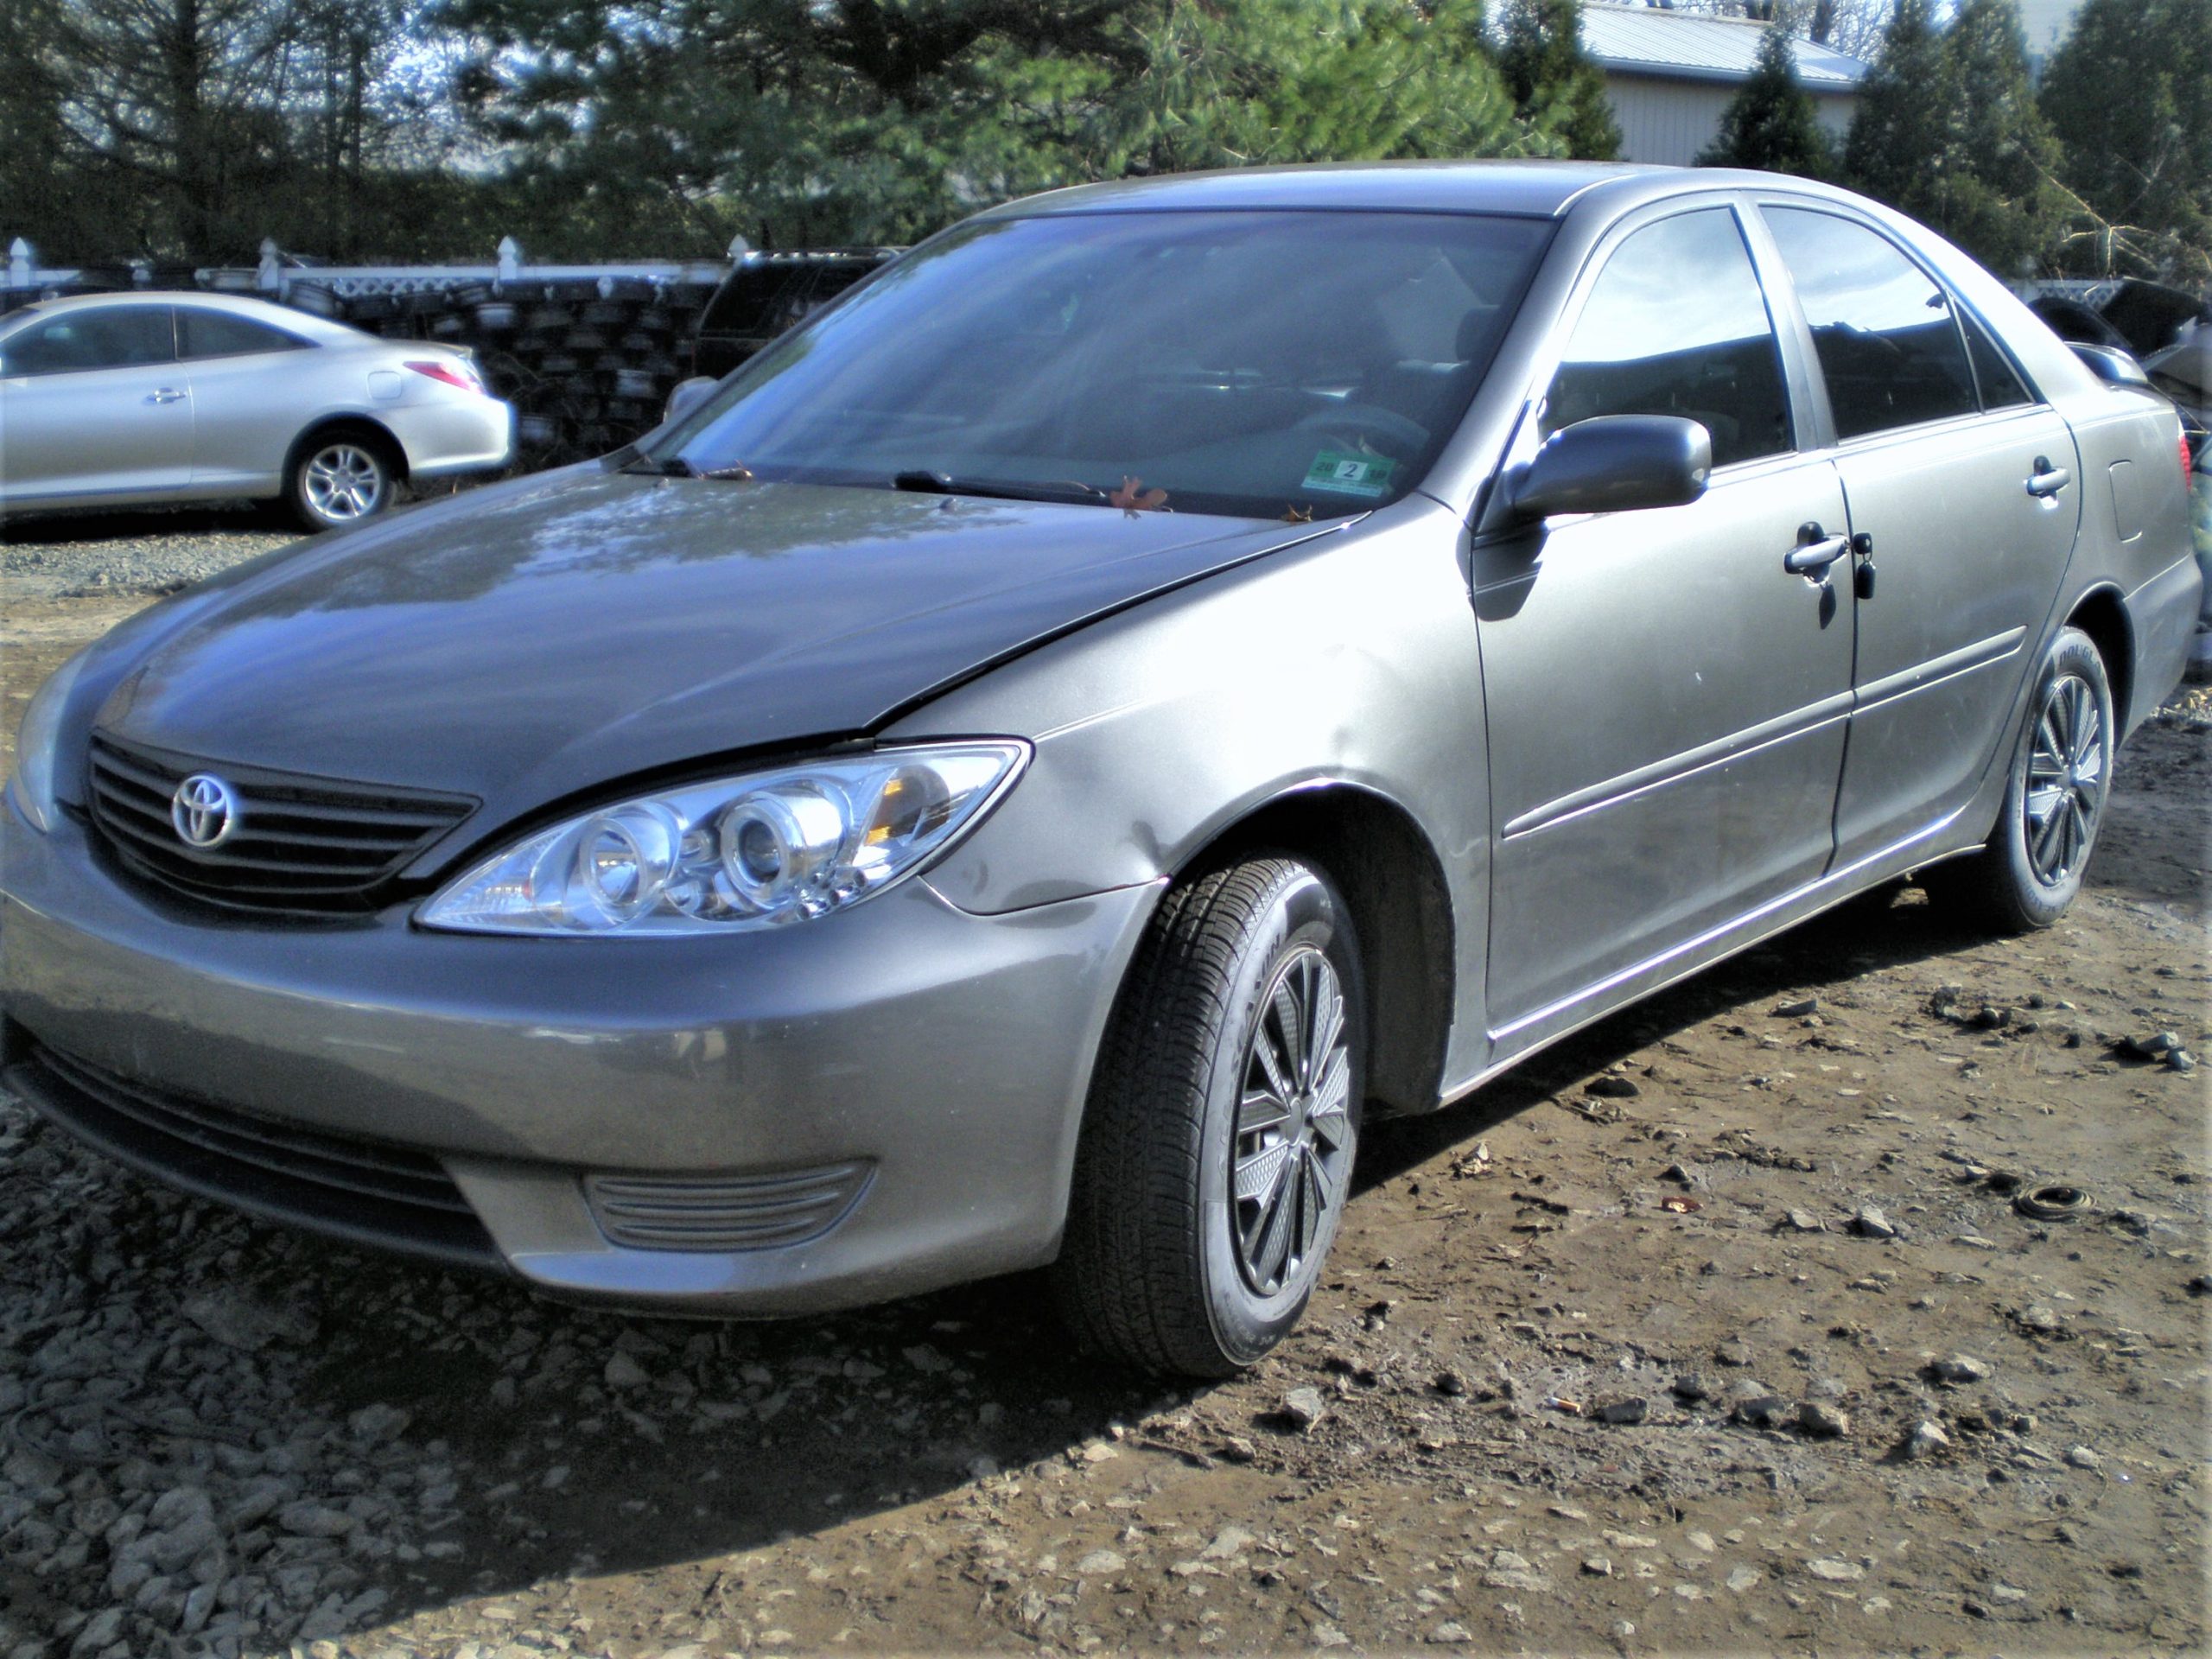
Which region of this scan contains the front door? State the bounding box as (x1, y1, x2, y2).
(1758, 207, 2082, 863)
(1476, 204, 1853, 1051)
(0, 305, 191, 504)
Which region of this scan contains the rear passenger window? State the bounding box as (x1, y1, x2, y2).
(1959, 308, 2033, 410)
(1543, 208, 1792, 469)
(1762, 207, 1979, 439)
(178, 308, 308, 359)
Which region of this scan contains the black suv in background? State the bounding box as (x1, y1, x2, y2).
(689, 249, 899, 379)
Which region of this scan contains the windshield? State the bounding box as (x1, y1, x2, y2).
(652, 210, 1553, 519)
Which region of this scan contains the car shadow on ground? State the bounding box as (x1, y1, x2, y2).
(1357, 878, 1993, 1192)
(0, 503, 281, 543)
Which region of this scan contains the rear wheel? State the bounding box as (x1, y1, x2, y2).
(289, 431, 397, 530)
(1054, 856, 1363, 1377)
(1923, 626, 2114, 931)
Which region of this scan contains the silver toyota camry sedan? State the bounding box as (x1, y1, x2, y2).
(2, 164, 2197, 1376)
(0, 292, 513, 529)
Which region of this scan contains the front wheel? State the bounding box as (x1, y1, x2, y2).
(289, 433, 397, 531)
(1925, 626, 2114, 931)
(1054, 856, 1363, 1377)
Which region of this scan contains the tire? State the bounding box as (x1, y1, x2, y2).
(1054, 856, 1364, 1378)
(1923, 626, 2115, 931)
(288, 431, 397, 531)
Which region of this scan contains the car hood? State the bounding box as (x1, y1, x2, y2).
(97, 467, 1323, 819)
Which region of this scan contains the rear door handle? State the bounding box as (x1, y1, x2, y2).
(1784, 524, 1852, 582)
(2026, 457, 2070, 498)
(145, 387, 187, 405)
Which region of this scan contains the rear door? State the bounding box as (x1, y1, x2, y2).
(177, 306, 320, 493)
(1756, 206, 2082, 864)
(0, 306, 190, 503)
(1474, 202, 1854, 1050)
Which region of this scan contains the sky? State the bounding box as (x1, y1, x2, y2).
(2012, 0, 2083, 60)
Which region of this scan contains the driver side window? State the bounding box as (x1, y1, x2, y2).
(3, 308, 176, 377)
(1543, 209, 1793, 469)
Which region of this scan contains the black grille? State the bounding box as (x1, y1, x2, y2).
(86, 734, 475, 912)
(5, 1038, 501, 1273)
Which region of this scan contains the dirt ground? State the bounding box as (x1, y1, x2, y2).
(1, 510, 2207, 1659)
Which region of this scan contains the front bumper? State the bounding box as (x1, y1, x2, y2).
(0, 804, 1156, 1314)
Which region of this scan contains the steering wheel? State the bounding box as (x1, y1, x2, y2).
(1290, 403, 1431, 457)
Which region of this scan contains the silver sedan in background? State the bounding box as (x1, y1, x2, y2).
(0, 292, 513, 529)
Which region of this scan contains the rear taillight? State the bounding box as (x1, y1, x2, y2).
(406, 359, 482, 395)
(2185, 430, 2196, 489)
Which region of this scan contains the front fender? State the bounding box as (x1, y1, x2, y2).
(887, 494, 1496, 1082)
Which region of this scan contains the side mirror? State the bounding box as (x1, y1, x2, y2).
(1505, 415, 1713, 522)
(663, 376, 716, 425)
(2069, 342, 2152, 390)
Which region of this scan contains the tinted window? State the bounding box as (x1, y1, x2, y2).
(659, 211, 1554, 519)
(1541, 209, 1791, 468)
(178, 308, 308, 359)
(1959, 308, 2032, 410)
(701, 258, 886, 337)
(3, 307, 174, 376)
(1763, 207, 1978, 439)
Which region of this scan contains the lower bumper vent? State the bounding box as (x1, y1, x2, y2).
(5, 1038, 502, 1273)
(585, 1161, 873, 1252)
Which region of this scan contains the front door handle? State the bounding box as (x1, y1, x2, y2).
(145, 387, 187, 405)
(1784, 524, 1852, 582)
(2026, 457, 2071, 498)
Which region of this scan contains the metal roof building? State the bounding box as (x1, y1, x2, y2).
(1580, 3, 1871, 166)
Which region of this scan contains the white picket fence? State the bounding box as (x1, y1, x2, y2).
(5, 234, 751, 303)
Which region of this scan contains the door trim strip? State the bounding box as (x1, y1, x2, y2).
(1483, 804, 1961, 1048)
(1497, 626, 2024, 843)
(1501, 692, 1855, 841)
(1851, 626, 2026, 715)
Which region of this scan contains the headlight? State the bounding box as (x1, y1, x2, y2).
(6, 646, 92, 835)
(416, 741, 1027, 936)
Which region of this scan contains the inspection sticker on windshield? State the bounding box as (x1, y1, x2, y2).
(1303, 450, 1396, 499)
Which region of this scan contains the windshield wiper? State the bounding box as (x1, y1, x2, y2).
(891, 469, 1103, 506)
(620, 454, 754, 480)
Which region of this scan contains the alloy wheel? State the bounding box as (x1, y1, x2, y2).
(303, 443, 386, 523)
(2023, 671, 2106, 887)
(1231, 945, 1353, 1296)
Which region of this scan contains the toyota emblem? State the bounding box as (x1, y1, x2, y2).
(170, 774, 239, 849)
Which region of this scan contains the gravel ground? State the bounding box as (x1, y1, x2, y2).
(0, 523, 2206, 1659)
(3, 509, 298, 605)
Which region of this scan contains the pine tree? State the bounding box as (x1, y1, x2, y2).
(1843, 0, 2060, 272)
(1497, 0, 1622, 161)
(1842, 0, 1958, 212)
(1940, 0, 2065, 270)
(1697, 22, 1834, 177)
(1096, 0, 1559, 179)
(2039, 0, 2212, 277)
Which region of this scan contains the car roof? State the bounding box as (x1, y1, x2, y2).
(980, 160, 1780, 221)
(0, 289, 363, 343)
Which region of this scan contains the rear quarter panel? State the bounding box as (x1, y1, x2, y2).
(2048, 382, 2198, 732)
